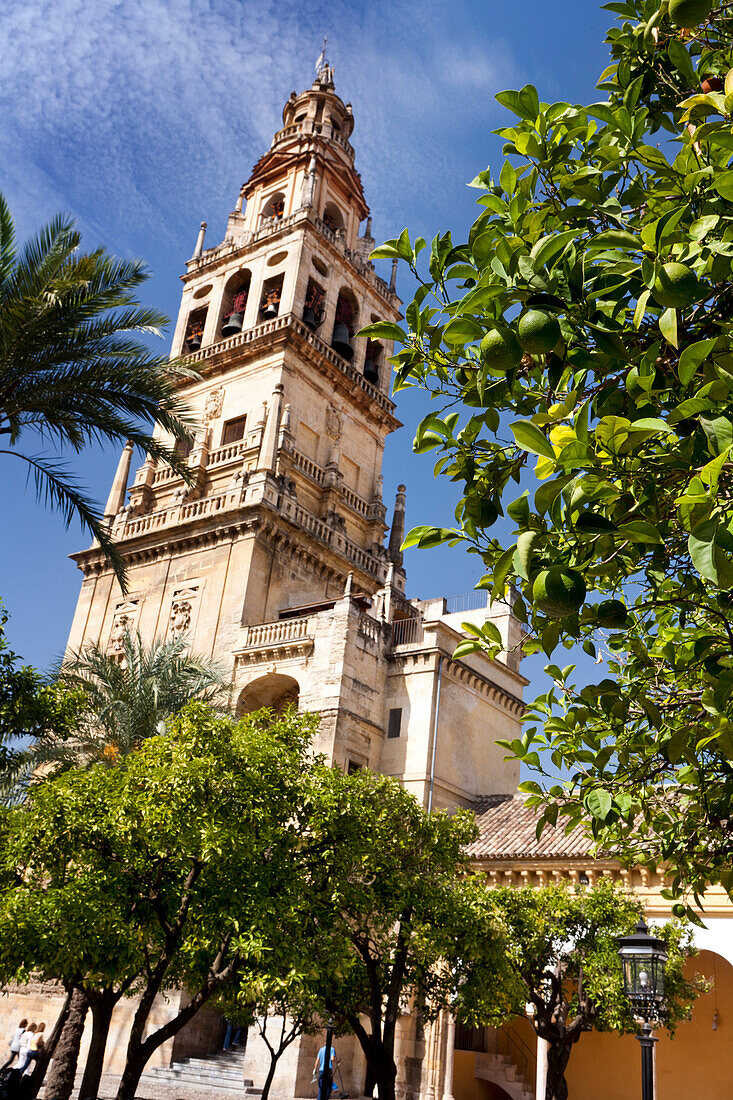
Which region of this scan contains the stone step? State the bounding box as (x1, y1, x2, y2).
(175, 1060, 253, 1080)
(141, 1069, 249, 1092)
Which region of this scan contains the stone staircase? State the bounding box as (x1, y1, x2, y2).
(142, 1047, 263, 1093)
(475, 1050, 534, 1100)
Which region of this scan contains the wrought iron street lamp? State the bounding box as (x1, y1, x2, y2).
(618, 919, 669, 1100)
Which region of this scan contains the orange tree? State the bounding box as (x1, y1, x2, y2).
(362, 0, 733, 907)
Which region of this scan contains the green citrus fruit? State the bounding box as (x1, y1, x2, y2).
(669, 0, 713, 26)
(726, 68, 733, 97)
(596, 599, 629, 629)
(517, 310, 561, 355)
(651, 262, 701, 309)
(533, 567, 587, 619)
(480, 327, 522, 373)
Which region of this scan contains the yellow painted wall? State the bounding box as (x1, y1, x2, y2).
(566, 950, 733, 1099)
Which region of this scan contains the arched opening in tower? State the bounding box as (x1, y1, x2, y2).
(236, 673, 300, 716)
(303, 278, 326, 331)
(184, 306, 208, 352)
(261, 191, 285, 223)
(332, 289, 358, 361)
(220, 269, 251, 338)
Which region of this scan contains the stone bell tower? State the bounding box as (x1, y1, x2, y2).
(67, 59, 525, 802)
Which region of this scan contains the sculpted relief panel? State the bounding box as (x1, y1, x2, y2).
(168, 585, 200, 639)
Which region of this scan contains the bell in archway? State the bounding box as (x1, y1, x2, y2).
(186, 331, 202, 351)
(332, 323, 353, 360)
(222, 312, 243, 337)
(364, 359, 379, 384)
(261, 300, 278, 320)
(303, 306, 319, 330)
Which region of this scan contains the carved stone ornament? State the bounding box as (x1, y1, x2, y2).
(325, 405, 342, 441)
(108, 600, 139, 653)
(168, 586, 199, 638)
(204, 387, 224, 422)
(169, 600, 192, 638)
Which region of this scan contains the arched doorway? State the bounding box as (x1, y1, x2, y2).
(236, 673, 299, 716)
(565, 948, 733, 1100)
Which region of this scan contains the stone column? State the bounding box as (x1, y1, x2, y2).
(103, 440, 134, 521)
(536, 1035, 549, 1100)
(441, 1013, 456, 1100)
(258, 384, 284, 472)
(192, 221, 207, 259)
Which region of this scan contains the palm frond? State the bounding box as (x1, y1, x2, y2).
(0, 449, 127, 589)
(0, 195, 203, 579)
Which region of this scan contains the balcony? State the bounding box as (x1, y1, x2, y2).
(184, 312, 396, 417)
(185, 208, 397, 307)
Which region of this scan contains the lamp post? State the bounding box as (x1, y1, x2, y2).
(618, 919, 669, 1100)
(318, 1020, 334, 1100)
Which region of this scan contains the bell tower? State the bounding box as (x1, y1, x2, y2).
(66, 59, 525, 809)
(68, 60, 404, 671)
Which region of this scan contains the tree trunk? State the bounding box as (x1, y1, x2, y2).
(114, 1044, 148, 1100)
(374, 1059, 397, 1100)
(545, 1041, 574, 1100)
(78, 992, 116, 1100)
(261, 1054, 280, 1100)
(43, 988, 90, 1100)
(26, 989, 73, 1100)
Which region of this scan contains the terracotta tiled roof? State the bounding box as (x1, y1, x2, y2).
(467, 794, 594, 861)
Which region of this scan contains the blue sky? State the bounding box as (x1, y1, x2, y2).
(1, 0, 611, 681)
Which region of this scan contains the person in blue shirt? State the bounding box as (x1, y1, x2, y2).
(313, 1043, 338, 1095)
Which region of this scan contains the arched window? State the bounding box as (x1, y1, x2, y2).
(220, 269, 251, 338)
(322, 202, 344, 234)
(331, 289, 358, 361)
(303, 278, 326, 331)
(365, 339, 382, 385)
(184, 306, 207, 353)
(236, 673, 300, 716)
(261, 192, 285, 223)
(259, 274, 284, 320)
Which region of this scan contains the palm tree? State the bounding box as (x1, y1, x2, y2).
(34, 630, 230, 772)
(0, 192, 199, 587)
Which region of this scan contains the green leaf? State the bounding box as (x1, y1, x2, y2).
(714, 172, 733, 201)
(584, 789, 612, 821)
(529, 230, 578, 272)
(516, 530, 541, 581)
(357, 322, 406, 342)
(590, 230, 643, 250)
(510, 421, 555, 460)
(443, 317, 484, 346)
(659, 307, 678, 349)
(700, 415, 733, 456)
(679, 338, 717, 386)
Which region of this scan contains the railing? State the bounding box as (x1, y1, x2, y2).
(152, 466, 177, 486)
(207, 440, 248, 469)
(340, 483, 370, 518)
(390, 618, 424, 647)
(184, 313, 395, 415)
(456, 1024, 536, 1091)
(241, 617, 311, 649)
(445, 591, 490, 616)
(357, 613, 383, 647)
(186, 208, 398, 306)
(291, 449, 325, 485)
(486, 1025, 537, 1089)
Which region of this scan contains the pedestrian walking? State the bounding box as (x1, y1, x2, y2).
(1, 1019, 27, 1070)
(313, 1043, 338, 1097)
(17, 1023, 43, 1074)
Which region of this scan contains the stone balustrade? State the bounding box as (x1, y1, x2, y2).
(241, 616, 312, 649)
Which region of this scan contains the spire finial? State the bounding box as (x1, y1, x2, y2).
(315, 37, 328, 74)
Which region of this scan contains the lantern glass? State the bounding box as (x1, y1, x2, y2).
(618, 919, 668, 1021)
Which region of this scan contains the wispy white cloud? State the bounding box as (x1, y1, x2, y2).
(0, 0, 517, 252)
